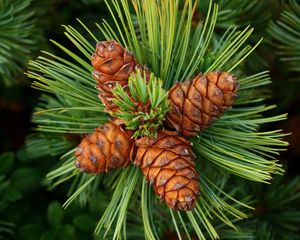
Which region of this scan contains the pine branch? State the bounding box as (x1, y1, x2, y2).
(0, 0, 42, 86)
(268, 0, 300, 72)
(198, 0, 282, 30)
(26, 133, 76, 159)
(234, 175, 300, 240)
(0, 221, 15, 239)
(25, 0, 288, 239)
(31, 94, 107, 134)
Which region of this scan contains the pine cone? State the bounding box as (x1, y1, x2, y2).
(75, 120, 133, 174)
(133, 130, 199, 211)
(166, 71, 239, 136)
(91, 40, 149, 112)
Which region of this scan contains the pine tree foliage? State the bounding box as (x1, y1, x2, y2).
(205, 175, 300, 240)
(26, 0, 288, 239)
(26, 132, 77, 159)
(200, 0, 283, 30)
(197, 0, 284, 72)
(112, 71, 170, 138)
(0, 0, 41, 86)
(268, 0, 300, 72)
(0, 221, 14, 240)
(237, 175, 300, 240)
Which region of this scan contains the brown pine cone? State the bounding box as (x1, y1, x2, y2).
(91, 40, 149, 112)
(75, 120, 133, 174)
(166, 71, 239, 136)
(133, 130, 199, 211)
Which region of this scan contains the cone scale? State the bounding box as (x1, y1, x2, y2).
(75, 120, 133, 174)
(91, 40, 149, 112)
(133, 131, 200, 211)
(166, 71, 239, 136)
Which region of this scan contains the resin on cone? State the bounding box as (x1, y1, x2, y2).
(166, 71, 239, 136)
(91, 40, 149, 112)
(75, 120, 133, 174)
(133, 130, 199, 211)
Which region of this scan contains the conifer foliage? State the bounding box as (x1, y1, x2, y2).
(25, 0, 289, 239)
(0, 0, 40, 86)
(268, 0, 300, 72)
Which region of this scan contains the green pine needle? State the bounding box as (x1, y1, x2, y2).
(112, 70, 170, 138)
(94, 167, 140, 238)
(232, 175, 300, 240)
(268, 0, 300, 72)
(0, 0, 41, 86)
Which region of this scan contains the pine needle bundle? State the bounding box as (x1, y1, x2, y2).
(0, 0, 41, 86)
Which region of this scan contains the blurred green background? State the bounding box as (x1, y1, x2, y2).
(0, 0, 299, 239)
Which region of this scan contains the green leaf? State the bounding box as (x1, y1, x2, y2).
(61, 224, 76, 239)
(73, 215, 95, 231)
(2, 187, 22, 202)
(89, 191, 110, 213)
(41, 231, 59, 240)
(10, 168, 43, 192)
(47, 201, 65, 227)
(0, 152, 15, 174)
(18, 224, 45, 240)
